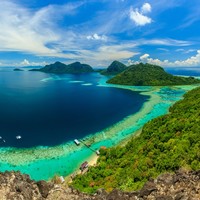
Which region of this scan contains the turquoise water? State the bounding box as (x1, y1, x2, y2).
(0, 71, 199, 180)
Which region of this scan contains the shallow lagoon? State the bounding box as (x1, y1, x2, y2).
(0, 70, 199, 180)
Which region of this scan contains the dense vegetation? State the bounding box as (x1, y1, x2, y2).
(72, 87, 200, 193)
(107, 63, 200, 86)
(101, 61, 127, 75)
(30, 61, 94, 74)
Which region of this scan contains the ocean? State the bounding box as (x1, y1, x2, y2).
(0, 68, 199, 180)
(0, 70, 148, 148)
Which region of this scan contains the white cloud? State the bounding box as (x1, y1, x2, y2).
(138, 39, 192, 46)
(141, 3, 151, 14)
(86, 33, 107, 41)
(129, 3, 152, 26)
(21, 59, 30, 66)
(0, 1, 197, 68)
(129, 50, 200, 67)
(72, 44, 139, 66)
(175, 48, 196, 54)
(175, 49, 185, 52)
(0, 0, 84, 56)
(140, 54, 150, 60)
(16, 60, 48, 67)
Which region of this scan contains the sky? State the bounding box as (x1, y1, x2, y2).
(0, 0, 200, 68)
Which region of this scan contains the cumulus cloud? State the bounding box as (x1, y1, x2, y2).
(21, 59, 30, 66)
(129, 50, 200, 67)
(141, 3, 151, 14)
(129, 3, 152, 26)
(140, 53, 150, 60)
(86, 34, 107, 41)
(15, 60, 48, 67)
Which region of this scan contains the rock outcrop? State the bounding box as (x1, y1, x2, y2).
(0, 169, 199, 200)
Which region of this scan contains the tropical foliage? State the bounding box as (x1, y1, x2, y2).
(101, 60, 127, 75)
(72, 87, 200, 193)
(107, 63, 200, 86)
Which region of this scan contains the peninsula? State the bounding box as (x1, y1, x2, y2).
(30, 61, 94, 74)
(107, 63, 200, 86)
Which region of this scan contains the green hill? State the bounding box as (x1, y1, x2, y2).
(101, 61, 127, 75)
(30, 61, 94, 74)
(107, 63, 200, 86)
(72, 86, 200, 193)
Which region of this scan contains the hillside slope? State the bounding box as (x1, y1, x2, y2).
(72, 86, 200, 193)
(107, 63, 200, 86)
(101, 61, 127, 75)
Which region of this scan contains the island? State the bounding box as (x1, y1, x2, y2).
(101, 60, 127, 75)
(13, 68, 24, 71)
(30, 61, 94, 74)
(107, 63, 200, 86)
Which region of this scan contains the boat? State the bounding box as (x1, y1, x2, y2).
(16, 135, 22, 140)
(96, 150, 100, 155)
(80, 161, 88, 171)
(74, 139, 80, 145)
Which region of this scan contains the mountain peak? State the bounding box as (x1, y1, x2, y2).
(101, 60, 127, 75)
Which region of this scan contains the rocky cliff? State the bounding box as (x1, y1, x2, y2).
(0, 170, 199, 200)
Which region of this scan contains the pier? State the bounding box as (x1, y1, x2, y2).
(74, 139, 100, 155)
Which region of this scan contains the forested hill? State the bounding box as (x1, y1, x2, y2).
(30, 61, 94, 74)
(107, 63, 200, 86)
(72, 86, 200, 193)
(101, 60, 127, 75)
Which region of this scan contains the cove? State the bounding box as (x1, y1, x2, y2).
(0, 71, 148, 148)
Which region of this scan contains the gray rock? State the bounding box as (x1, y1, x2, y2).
(37, 180, 53, 198)
(139, 181, 157, 197)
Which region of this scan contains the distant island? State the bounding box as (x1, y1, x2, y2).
(107, 63, 200, 86)
(30, 61, 94, 74)
(101, 60, 127, 75)
(13, 68, 24, 71)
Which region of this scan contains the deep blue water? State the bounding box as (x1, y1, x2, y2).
(166, 67, 200, 76)
(0, 70, 149, 148)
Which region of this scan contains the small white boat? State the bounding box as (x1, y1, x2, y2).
(16, 135, 22, 140)
(96, 150, 100, 155)
(74, 139, 80, 145)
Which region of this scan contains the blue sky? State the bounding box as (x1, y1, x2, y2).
(0, 0, 200, 68)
